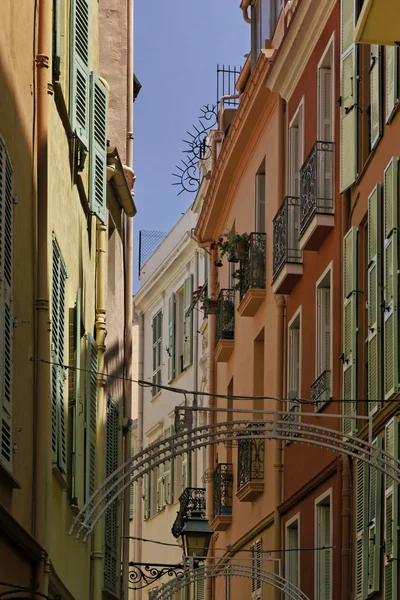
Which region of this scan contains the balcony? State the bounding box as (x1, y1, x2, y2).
(237, 428, 265, 502)
(299, 141, 334, 251)
(355, 0, 400, 46)
(215, 289, 235, 362)
(171, 487, 206, 539)
(311, 370, 331, 412)
(272, 196, 303, 294)
(237, 232, 266, 317)
(211, 464, 233, 531)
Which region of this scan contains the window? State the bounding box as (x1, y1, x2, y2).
(255, 168, 266, 234)
(250, 0, 282, 68)
(168, 275, 194, 381)
(342, 227, 357, 435)
(386, 46, 400, 123)
(52, 238, 68, 473)
(318, 42, 334, 143)
(288, 101, 304, 197)
(288, 310, 301, 400)
(183, 275, 194, 369)
(315, 269, 332, 409)
(315, 494, 332, 600)
(251, 539, 262, 598)
(0, 141, 13, 471)
(104, 395, 119, 594)
(285, 516, 300, 598)
(152, 311, 162, 396)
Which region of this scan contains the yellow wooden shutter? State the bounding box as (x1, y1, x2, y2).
(386, 46, 398, 123)
(384, 418, 399, 599)
(368, 438, 382, 595)
(370, 45, 382, 150)
(355, 459, 369, 599)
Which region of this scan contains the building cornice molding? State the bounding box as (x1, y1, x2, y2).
(267, 0, 336, 100)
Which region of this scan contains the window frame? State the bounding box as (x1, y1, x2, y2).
(151, 310, 163, 397)
(288, 98, 305, 197)
(314, 488, 333, 600)
(285, 513, 300, 597)
(317, 34, 335, 143)
(287, 306, 302, 402)
(315, 263, 333, 379)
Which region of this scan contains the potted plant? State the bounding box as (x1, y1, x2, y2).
(200, 295, 218, 317)
(217, 232, 249, 263)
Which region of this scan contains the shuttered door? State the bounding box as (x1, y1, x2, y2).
(386, 46, 398, 123)
(370, 45, 382, 150)
(70, 0, 90, 148)
(183, 275, 193, 369)
(342, 227, 358, 435)
(340, 0, 358, 191)
(85, 332, 98, 500)
(72, 288, 82, 502)
(89, 73, 107, 224)
(368, 437, 382, 595)
(384, 418, 399, 600)
(383, 158, 399, 400)
(0, 144, 13, 470)
(355, 459, 369, 599)
(104, 395, 119, 593)
(168, 294, 176, 382)
(367, 186, 382, 414)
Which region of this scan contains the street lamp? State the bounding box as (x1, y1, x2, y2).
(180, 510, 214, 560)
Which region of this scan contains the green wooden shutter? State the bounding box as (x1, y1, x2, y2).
(130, 444, 135, 520)
(384, 418, 399, 600)
(72, 288, 81, 502)
(340, 0, 358, 192)
(386, 46, 398, 123)
(163, 427, 172, 504)
(104, 395, 119, 593)
(85, 332, 97, 501)
(183, 275, 193, 369)
(89, 73, 107, 224)
(168, 294, 176, 382)
(144, 472, 150, 519)
(370, 45, 382, 150)
(53, 0, 61, 79)
(355, 459, 369, 599)
(195, 569, 205, 600)
(368, 437, 383, 595)
(367, 186, 382, 415)
(342, 227, 358, 435)
(0, 148, 13, 470)
(383, 157, 399, 400)
(70, 0, 90, 148)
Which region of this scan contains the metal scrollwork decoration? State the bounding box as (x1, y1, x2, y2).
(128, 563, 186, 591)
(172, 104, 217, 196)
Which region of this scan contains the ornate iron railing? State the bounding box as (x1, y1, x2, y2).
(272, 196, 302, 281)
(300, 141, 334, 235)
(311, 370, 331, 412)
(237, 427, 265, 491)
(171, 487, 206, 538)
(215, 289, 235, 345)
(213, 463, 233, 518)
(283, 404, 300, 440)
(239, 232, 266, 301)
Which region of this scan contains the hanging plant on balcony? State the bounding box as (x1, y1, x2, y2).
(217, 232, 249, 263)
(231, 267, 246, 291)
(200, 294, 218, 317)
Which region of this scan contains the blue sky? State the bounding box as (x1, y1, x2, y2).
(133, 0, 249, 289)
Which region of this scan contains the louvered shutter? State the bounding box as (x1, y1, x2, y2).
(225, 565, 231, 600)
(384, 418, 399, 600)
(368, 437, 383, 595)
(319, 68, 333, 143)
(256, 539, 262, 594)
(168, 294, 176, 382)
(367, 186, 382, 415)
(70, 0, 90, 148)
(183, 275, 193, 369)
(316, 505, 331, 600)
(383, 158, 399, 400)
(144, 472, 150, 519)
(386, 46, 398, 123)
(85, 332, 98, 501)
(255, 173, 266, 233)
(182, 445, 188, 491)
(195, 569, 205, 600)
(355, 459, 369, 599)
(51, 239, 67, 471)
(156, 434, 164, 511)
(251, 543, 256, 595)
(89, 73, 107, 224)
(340, 0, 358, 191)
(289, 125, 300, 197)
(0, 146, 13, 470)
(72, 288, 81, 502)
(342, 227, 358, 435)
(317, 287, 331, 376)
(288, 326, 300, 396)
(163, 427, 172, 503)
(286, 525, 299, 594)
(53, 0, 61, 78)
(370, 45, 382, 150)
(104, 395, 119, 593)
(130, 444, 135, 520)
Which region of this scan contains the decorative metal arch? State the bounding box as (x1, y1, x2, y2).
(69, 409, 400, 541)
(150, 563, 311, 600)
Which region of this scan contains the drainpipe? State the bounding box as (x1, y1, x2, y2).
(122, 1, 134, 599)
(34, 0, 52, 593)
(192, 249, 199, 487)
(274, 294, 285, 600)
(135, 312, 144, 600)
(206, 244, 216, 600)
(341, 455, 351, 600)
(92, 221, 107, 600)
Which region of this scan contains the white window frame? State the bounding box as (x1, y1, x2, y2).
(287, 306, 302, 403)
(285, 513, 300, 597)
(151, 309, 163, 397)
(314, 488, 333, 600)
(317, 34, 335, 143)
(288, 98, 305, 197)
(315, 263, 333, 401)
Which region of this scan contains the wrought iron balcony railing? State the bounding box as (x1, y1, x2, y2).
(300, 141, 334, 235)
(171, 487, 206, 539)
(213, 463, 233, 518)
(311, 370, 331, 412)
(239, 232, 266, 301)
(272, 196, 302, 281)
(283, 403, 300, 441)
(237, 427, 265, 491)
(215, 289, 235, 346)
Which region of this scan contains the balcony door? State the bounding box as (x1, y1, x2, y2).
(288, 101, 303, 252)
(317, 41, 334, 205)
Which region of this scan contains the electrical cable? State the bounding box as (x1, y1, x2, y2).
(30, 357, 394, 404)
